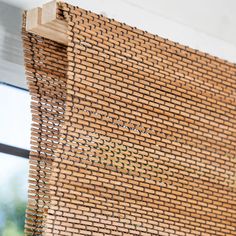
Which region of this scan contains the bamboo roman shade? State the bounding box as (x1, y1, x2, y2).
(22, 2, 236, 235)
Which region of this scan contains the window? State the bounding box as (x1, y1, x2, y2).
(0, 153, 28, 236)
(0, 83, 31, 235)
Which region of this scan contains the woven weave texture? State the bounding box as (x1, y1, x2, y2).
(23, 2, 236, 235)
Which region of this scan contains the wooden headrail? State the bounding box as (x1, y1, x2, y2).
(26, 0, 67, 45)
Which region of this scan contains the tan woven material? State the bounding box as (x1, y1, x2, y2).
(23, 2, 236, 235)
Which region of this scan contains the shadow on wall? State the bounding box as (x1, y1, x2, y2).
(0, 1, 23, 65)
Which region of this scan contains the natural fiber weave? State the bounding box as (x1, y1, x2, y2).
(23, 2, 236, 235)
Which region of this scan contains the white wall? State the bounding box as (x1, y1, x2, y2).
(0, 2, 25, 88)
(0, 0, 236, 89)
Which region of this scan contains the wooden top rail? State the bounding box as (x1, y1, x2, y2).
(26, 0, 67, 45)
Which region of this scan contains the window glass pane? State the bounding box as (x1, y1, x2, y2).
(0, 84, 31, 149)
(0, 153, 28, 236)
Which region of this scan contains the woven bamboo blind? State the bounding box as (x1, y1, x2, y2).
(22, 2, 236, 235)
